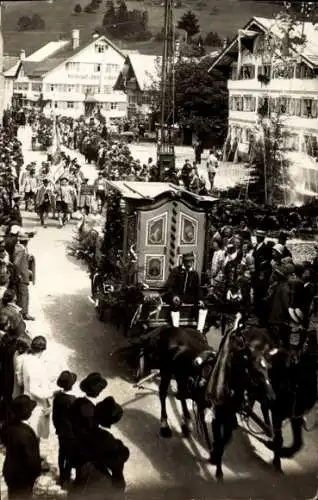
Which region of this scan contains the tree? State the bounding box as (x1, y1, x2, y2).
(17, 15, 32, 31)
(205, 31, 222, 47)
(177, 10, 200, 40)
(30, 14, 45, 29)
(74, 3, 82, 13)
(148, 57, 228, 147)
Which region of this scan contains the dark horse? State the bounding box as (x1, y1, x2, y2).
(256, 325, 318, 473)
(127, 313, 274, 480)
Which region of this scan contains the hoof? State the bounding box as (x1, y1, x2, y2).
(216, 469, 224, 482)
(160, 426, 172, 438)
(272, 459, 283, 474)
(181, 423, 191, 438)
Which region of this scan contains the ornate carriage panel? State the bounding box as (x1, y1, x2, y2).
(137, 204, 172, 288)
(175, 202, 206, 273)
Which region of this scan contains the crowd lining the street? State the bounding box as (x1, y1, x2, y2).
(0, 108, 318, 499)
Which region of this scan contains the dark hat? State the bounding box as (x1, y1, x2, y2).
(182, 251, 195, 261)
(57, 370, 77, 391)
(60, 176, 69, 182)
(31, 335, 47, 352)
(95, 396, 123, 428)
(80, 372, 107, 397)
(11, 395, 37, 421)
(12, 192, 21, 200)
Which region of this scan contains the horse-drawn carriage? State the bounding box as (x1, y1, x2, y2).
(91, 181, 218, 372)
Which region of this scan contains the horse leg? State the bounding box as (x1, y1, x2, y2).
(159, 372, 172, 438)
(210, 406, 229, 481)
(271, 413, 284, 473)
(280, 417, 304, 458)
(180, 397, 191, 438)
(260, 401, 272, 431)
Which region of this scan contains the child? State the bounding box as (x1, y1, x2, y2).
(0, 395, 41, 500)
(52, 370, 77, 486)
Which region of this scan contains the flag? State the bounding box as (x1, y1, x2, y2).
(237, 29, 259, 79)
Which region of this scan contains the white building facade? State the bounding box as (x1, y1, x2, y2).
(210, 17, 318, 161)
(5, 31, 128, 120)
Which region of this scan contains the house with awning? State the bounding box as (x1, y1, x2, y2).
(209, 16, 318, 161)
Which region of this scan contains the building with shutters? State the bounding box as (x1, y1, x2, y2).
(4, 30, 131, 120)
(209, 17, 318, 161)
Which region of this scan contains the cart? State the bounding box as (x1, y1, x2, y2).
(91, 181, 218, 376)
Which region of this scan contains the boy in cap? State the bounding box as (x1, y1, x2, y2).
(53, 370, 77, 486)
(0, 395, 41, 500)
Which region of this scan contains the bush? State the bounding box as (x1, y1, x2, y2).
(205, 31, 222, 46)
(17, 13, 45, 31)
(74, 3, 82, 13)
(17, 15, 32, 31)
(154, 30, 164, 42)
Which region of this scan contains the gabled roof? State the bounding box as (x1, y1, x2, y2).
(5, 33, 125, 80)
(115, 54, 161, 92)
(106, 181, 217, 203)
(209, 16, 318, 71)
(3, 55, 19, 72)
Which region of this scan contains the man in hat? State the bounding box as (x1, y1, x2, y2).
(5, 225, 21, 263)
(71, 372, 107, 485)
(163, 252, 207, 333)
(10, 193, 22, 227)
(36, 177, 54, 228)
(13, 230, 34, 320)
(0, 229, 10, 266)
(264, 261, 295, 345)
(1, 288, 27, 338)
(253, 229, 272, 323)
(0, 395, 41, 500)
(278, 231, 292, 259)
(22, 167, 38, 212)
(53, 370, 77, 486)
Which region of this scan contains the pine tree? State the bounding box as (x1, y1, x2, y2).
(103, 0, 115, 27)
(177, 10, 200, 40)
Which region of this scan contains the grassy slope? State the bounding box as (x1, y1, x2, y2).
(2, 0, 277, 56)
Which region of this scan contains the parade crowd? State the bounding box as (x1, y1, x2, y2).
(0, 107, 318, 500)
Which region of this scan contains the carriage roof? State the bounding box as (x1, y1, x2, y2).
(106, 181, 218, 205)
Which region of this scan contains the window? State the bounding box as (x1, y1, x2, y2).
(295, 63, 315, 79)
(95, 43, 108, 53)
(257, 64, 271, 78)
(105, 63, 119, 74)
(94, 64, 101, 72)
(31, 82, 41, 92)
(66, 62, 80, 72)
(50, 84, 54, 92)
(238, 65, 255, 80)
(67, 102, 74, 108)
(110, 102, 118, 110)
(103, 85, 112, 94)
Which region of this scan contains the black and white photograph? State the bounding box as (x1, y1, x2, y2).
(0, 0, 318, 499)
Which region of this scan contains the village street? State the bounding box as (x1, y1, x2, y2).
(0, 140, 317, 500)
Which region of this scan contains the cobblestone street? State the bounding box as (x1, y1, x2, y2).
(0, 141, 317, 500)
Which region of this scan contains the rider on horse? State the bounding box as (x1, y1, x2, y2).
(163, 251, 208, 333)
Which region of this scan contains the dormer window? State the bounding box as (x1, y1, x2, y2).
(95, 42, 108, 53)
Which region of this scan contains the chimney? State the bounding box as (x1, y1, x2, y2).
(72, 29, 80, 50)
(20, 49, 26, 61)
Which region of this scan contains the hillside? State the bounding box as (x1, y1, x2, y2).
(2, 0, 278, 56)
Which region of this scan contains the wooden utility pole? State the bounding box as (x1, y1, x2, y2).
(157, 0, 177, 181)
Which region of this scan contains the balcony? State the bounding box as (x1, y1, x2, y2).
(228, 77, 318, 94)
(229, 110, 257, 122)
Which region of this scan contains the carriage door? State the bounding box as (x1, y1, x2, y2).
(137, 204, 171, 289)
(174, 202, 206, 273)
